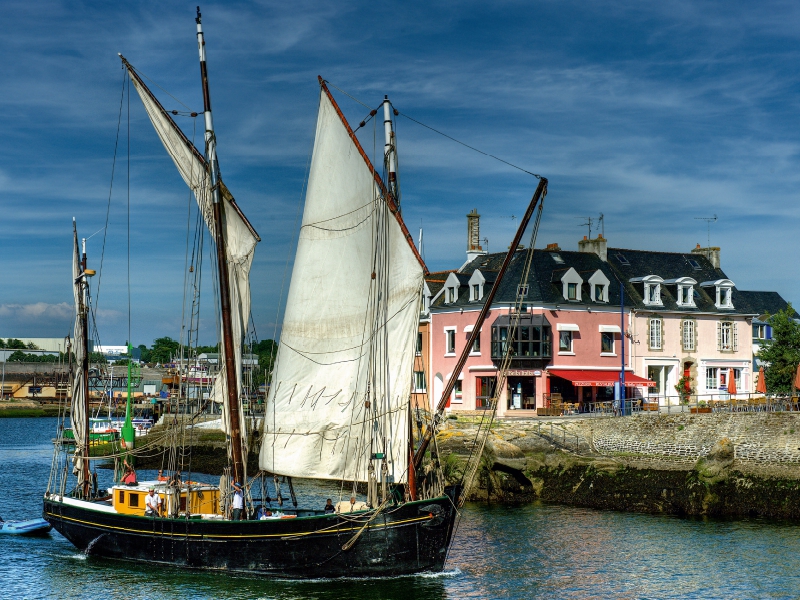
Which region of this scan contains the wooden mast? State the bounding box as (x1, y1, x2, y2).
(80, 231, 91, 498)
(195, 7, 244, 485)
(412, 177, 548, 471)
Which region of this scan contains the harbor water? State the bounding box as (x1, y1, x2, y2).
(3, 417, 800, 599)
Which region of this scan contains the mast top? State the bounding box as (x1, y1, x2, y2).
(196, 6, 202, 24)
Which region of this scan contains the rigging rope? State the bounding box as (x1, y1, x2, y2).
(322, 79, 541, 179)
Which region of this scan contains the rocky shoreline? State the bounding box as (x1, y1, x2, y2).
(440, 412, 800, 520)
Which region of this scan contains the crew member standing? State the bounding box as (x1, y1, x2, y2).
(231, 481, 244, 521)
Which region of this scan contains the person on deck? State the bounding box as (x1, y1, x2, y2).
(323, 498, 335, 514)
(231, 481, 244, 521)
(122, 459, 137, 485)
(169, 470, 182, 486)
(157, 469, 168, 482)
(144, 488, 162, 517)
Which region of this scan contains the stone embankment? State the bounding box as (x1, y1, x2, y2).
(439, 412, 800, 520)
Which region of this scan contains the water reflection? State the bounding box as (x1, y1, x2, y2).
(7, 418, 800, 598)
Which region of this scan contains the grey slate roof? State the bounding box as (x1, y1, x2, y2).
(735, 291, 796, 319)
(431, 248, 623, 310)
(603, 247, 754, 314)
(430, 246, 786, 317)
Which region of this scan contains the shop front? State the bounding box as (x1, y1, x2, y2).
(546, 369, 655, 412)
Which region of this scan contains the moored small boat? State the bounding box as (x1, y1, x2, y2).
(0, 517, 52, 536)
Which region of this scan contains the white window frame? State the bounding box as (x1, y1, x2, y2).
(472, 284, 480, 301)
(444, 327, 456, 356)
(682, 320, 696, 351)
(559, 330, 573, 353)
(717, 321, 738, 352)
(588, 270, 610, 303)
(600, 332, 615, 355)
(413, 371, 426, 393)
(706, 367, 718, 390)
(649, 318, 663, 350)
(560, 268, 583, 302)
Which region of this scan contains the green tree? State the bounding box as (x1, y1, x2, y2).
(251, 339, 278, 387)
(0, 338, 6, 349)
(137, 344, 151, 364)
(7, 338, 26, 349)
(150, 337, 180, 364)
(757, 304, 800, 394)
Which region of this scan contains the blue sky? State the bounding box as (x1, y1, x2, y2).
(1, 0, 799, 347)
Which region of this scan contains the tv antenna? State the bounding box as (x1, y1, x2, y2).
(694, 214, 717, 247)
(577, 216, 594, 238)
(598, 213, 604, 238)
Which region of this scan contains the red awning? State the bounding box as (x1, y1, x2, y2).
(548, 370, 656, 387)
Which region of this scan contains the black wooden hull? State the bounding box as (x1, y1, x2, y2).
(43, 492, 457, 578)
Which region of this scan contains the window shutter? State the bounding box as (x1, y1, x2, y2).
(733, 322, 738, 351)
(717, 321, 722, 351)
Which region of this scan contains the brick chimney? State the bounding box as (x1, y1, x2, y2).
(466, 209, 486, 263)
(692, 243, 720, 269)
(578, 234, 608, 262)
(545, 243, 561, 251)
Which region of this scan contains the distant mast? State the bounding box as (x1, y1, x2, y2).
(195, 6, 245, 485)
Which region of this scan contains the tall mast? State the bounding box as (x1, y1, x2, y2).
(196, 6, 245, 485)
(80, 235, 91, 497)
(382, 96, 399, 208)
(413, 177, 548, 470)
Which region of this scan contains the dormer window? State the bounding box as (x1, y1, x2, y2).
(588, 270, 610, 303)
(443, 272, 464, 305)
(664, 277, 697, 308)
(630, 275, 664, 307)
(560, 268, 584, 302)
(700, 279, 735, 310)
(466, 269, 489, 303)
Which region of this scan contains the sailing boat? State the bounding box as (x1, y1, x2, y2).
(44, 8, 487, 578)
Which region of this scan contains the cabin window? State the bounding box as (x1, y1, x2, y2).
(118, 490, 125, 504)
(130, 493, 140, 508)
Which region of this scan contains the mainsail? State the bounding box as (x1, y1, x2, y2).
(260, 85, 425, 483)
(123, 59, 259, 453)
(70, 222, 87, 486)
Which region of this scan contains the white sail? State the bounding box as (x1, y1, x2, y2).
(70, 224, 87, 485)
(260, 88, 424, 483)
(126, 66, 257, 453)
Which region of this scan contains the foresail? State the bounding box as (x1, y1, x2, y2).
(125, 61, 257, 454)
(71, 224, 87, 485)
(260, 87, 424, 483)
